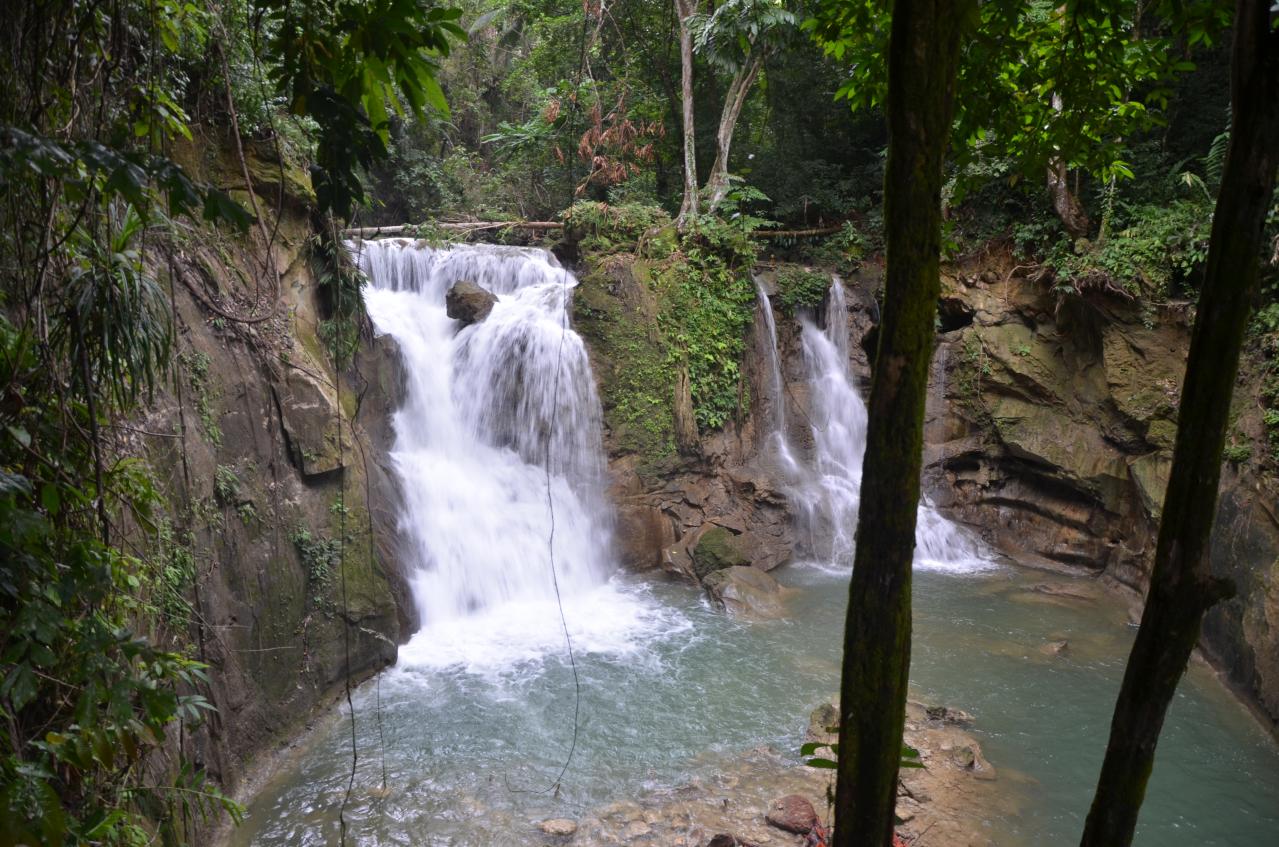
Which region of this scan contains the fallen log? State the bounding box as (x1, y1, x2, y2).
(344, 221, 845, 240)
(754, 225, 843, 238)
(342, 221, 563, 238)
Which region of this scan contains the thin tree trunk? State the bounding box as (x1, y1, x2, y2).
(675, 0, 699, 229)
(1080, 4, 1278, 846)
(704, 53, 763, 212)
(1047, 93, 1091, 238)
(831, 3, 971, 847)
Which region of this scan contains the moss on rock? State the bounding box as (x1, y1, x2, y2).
(691, 526, 751, 578)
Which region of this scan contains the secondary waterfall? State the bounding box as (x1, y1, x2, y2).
(762, 277, 989, 572)
(354, 240, 662, 670)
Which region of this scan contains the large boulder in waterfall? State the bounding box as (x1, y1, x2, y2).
(702, 566, 786, 618)
(445, 279, 497, 325)
(691, 526, 751, 577)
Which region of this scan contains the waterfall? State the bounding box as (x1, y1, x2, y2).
(770, 276, 989, 572)
(755, 280, 805, 476)
(354, 239, 664, 670)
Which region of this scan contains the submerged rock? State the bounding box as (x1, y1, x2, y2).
(702, 566, 786, 618)
(704, 836, 761, 847)
(539, 818, 578, 837)
(446, 279, 497, 325)
(765, 794, 818, 834)
(1039, 639, 1070, 657)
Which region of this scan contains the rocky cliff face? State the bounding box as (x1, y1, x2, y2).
(572, 253, 795, 585)
(131, 147, 411, 800)
(918, 255, 1279, 730)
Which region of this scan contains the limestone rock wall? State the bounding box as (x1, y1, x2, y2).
(132, 170, 411, 799)
(916, 257, 1279, 729)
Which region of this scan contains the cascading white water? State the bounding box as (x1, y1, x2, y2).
(754, 280, 804, 476)
(353, 239, 670, 670)
(762, 276, 990, 572)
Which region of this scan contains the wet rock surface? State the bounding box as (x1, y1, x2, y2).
(702, 566, 788, 618)
(535, 698, 1011, 847)
(446, 279, 497, 325)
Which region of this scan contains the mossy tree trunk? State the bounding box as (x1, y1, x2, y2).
(1080, 4, 1279, 846)
(675, 0, 700, 229)
(832, 3, 971, 846)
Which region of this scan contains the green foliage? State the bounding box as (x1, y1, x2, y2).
(151, 520, 197, 632)
(1041, 198, 1213, 298)
(775, 266, 831, 315)
(0, 315, 239, 844)
(262, 0, 466, 217)
(800, 737, 923, 771)
(806, 0, 1230, 203)
(798, 221, 871, 276)
(562, 201, 674, 255)
(656, 219, 759, 430)
(180, 351, 222, 448)
(290, 527, 339, 606)
(572, 258, 677, 466)
(1221, 442, 1252, 465)
(693, 0, 800, 76)
(311, 231, 368, 369)
(214, 465, 240, 506)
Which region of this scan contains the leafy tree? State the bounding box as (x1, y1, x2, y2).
(691, 0, 799, 211)
(0, 0, 465, 840)
(1080, 2, 1279, 844)
(807, 0, 1231, 234)
(831, 2, 973, 846)
(260, 0, 467, 218)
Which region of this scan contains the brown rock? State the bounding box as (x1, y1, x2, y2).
(925, 704, 975, 725)
(538, 818, 578, 837)
(704, 836, 760, 847)
(702, 566, 786, 618)
(614, 502, 675, 570)
(764, 794, 818, 834)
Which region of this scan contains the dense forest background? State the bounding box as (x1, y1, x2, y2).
(1, 0, 1277, 844)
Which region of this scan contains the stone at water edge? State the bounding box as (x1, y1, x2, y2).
(445, 279, 497, 325)
(691, 525, 752, 578)
(702, 566, 786, 618)
(924, 704, 975, 725)
(765, 794, 818, 834)
(538, 818, 578, 837)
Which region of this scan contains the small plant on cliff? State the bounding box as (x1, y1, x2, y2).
(214, 464, 240, 505)
(776, 266, 831, 315)
(180, 350, 222, 448)
(290, 526, 339, 606)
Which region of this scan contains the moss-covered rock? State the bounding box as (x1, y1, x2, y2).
(573, 253, 677, 468)
(691, 526, 751, 577)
